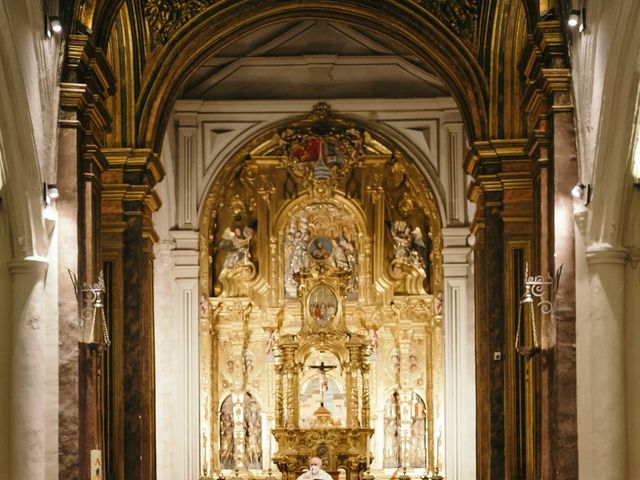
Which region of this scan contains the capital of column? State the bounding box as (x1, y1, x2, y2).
(8, 256, 49, 276)
(586, 244, 629, 266)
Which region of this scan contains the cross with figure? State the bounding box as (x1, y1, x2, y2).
(309, 361, 337, 407)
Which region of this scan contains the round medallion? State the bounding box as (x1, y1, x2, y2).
(308, 236, 333, 261)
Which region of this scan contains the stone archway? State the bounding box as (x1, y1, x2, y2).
(60, 2, 580, 479)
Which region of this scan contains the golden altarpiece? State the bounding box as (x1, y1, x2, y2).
(198, 104, 445, 480)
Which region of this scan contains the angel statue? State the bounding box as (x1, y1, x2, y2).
(389, 220, 426, 272)
(220, 226, 255, 271)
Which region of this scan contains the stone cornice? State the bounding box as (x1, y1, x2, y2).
(464, 139, 529, 177)
(64, 34, 116, 99)
(102, 148, 166, 188)
(520, 19, 572, 138)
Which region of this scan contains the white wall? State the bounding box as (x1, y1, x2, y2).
(0, 0, 62, 478)
(570, 2, 640, 478)
(0, 162, 12, 478)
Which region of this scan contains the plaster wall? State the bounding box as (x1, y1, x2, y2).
(570, 2, 640, 478)
(0, 187, 12, 479)
(0, 0, 62, 478)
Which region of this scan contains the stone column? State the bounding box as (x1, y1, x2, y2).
(9, 257, 48, 480)
(583, 245, 627, 479)
(441, 227, 475, 480)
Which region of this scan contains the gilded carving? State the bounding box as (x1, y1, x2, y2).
(143, 0, 218, 44)
(416, 0, 479, 39)
(198, 104, 444, 478)
(143, 1, 479, 47)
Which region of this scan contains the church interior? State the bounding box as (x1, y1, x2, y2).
(0, 1, 639, 479)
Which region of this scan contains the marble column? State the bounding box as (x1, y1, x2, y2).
(442, 227, 475, 480)
(9, 257, 48, 480)
(583, 245, 628, 479)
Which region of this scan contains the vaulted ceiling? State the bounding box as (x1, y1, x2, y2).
(180, 20, 450, 101)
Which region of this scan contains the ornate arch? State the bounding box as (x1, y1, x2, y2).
(133, 1, 489, 151)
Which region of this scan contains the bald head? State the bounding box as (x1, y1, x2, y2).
(309, 457, 323, 467)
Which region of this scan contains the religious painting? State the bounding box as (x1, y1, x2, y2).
(308, 236, 333, 261)
(308, 284, 338, 325)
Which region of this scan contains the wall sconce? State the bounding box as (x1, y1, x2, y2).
(80, 271, 111, 346)
(515, 263, 562, 359)
(567, 8, 586, 32)
(571, 182, 591, 205)
(42, 183, 58, 221)
(47, 184, 59, 199)
(45, 14, 62, 37)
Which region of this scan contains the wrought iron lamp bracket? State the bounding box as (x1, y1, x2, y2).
(80, 270, 111, 346)
(515, 263, 562, 359)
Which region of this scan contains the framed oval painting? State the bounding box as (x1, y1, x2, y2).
(308, 236, 333, 261)
(308, 284, 338, 325)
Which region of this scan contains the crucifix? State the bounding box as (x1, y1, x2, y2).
(309, 361, 337, 407)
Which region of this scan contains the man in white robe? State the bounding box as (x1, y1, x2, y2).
(296, 457, 333, 480)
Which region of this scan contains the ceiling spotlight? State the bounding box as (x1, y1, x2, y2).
(47, 184, 59, 199)
(567, 10, 580, 28)
(571, 183, 585, 198)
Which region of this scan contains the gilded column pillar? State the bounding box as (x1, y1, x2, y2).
(361, 347, 371, 428)
(8, 258, 48, 480)
(347, 344, 361, 428)
(281, 342, 299, 428)
(274, 356, 285, 428)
